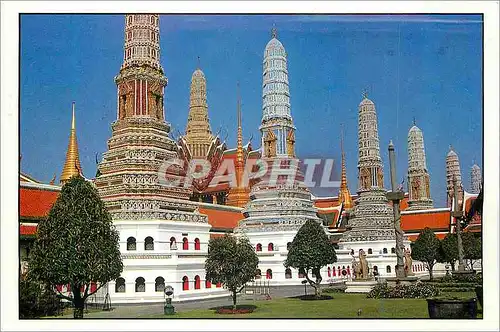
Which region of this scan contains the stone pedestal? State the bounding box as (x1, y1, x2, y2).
(345, 280, 378, 293)
(386, 276, 419, 287)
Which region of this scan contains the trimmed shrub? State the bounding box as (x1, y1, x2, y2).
(20, 278, 62, 318)
(323, 287, 346, 294)
(367, 281, 440, 299)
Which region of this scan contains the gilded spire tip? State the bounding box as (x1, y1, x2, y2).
(71, 102, 76, 130)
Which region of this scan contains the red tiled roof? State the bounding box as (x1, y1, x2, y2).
(406, 232, 447, 241)
(401, 210, 451, 233)
(20, 224, 38, 236)
(314, 199, 341, 208)
(199, 206, 243, 230)
(20, 187, 59, 219)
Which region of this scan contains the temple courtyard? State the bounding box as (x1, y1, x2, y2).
(52, 286, 480, 319)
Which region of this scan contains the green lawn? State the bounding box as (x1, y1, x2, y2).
(140, 291, 478, 319)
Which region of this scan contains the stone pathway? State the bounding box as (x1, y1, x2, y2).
(67, 285, 321, 318)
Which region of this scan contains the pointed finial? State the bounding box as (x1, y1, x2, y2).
(49, 174, 56, 185)
(271, 26, 277, 39)
(340, 123, 345, 154)
(389, 140, 394, 148)
(71, 101, 76, 130)
(197, 56, 200, 69)
(449, 144, 453, 151)
(237, 81, 241, 128)
(413, 117, 416, 126)
(362, 89, 368, 99)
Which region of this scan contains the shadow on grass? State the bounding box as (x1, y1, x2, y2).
(207, 304, 257, 315)
(289, 295, 334, 301)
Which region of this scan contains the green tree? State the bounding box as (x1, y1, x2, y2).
(439, 233, 458, 271)
(19, 276, 61, 318)
(411, 227, 440, 280)
(462, 232, 482, 271)
(205, 234, 259, 310)
(28, 176, 123, 318)
(284, 220, 337, 297)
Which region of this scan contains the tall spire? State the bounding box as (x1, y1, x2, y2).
(60, 102, 83, 184)
(470, 162, 482, 194)
(446, 145, 463, 208)
(341, 94, 395, 243)
(184, 63, 214, 158)
(121, 14, 162, 71)
(407, 123, 433, 210)
(338, 124, 353, 209)
(227, 82, 250, 208)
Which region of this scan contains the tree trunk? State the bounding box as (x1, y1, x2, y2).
(428, 264, 434, 281)
(451, 261, 456, 271)
(72, 285, 84, 319)
(232, 290, 237, 311)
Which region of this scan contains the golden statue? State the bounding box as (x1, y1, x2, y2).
(377, 167, 384, 188)
(286, 130, 295, 158)
(264, 130, 277, 158)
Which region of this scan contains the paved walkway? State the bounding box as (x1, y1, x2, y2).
(69, 285, 321, 318)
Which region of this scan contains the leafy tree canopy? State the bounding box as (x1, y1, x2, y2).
(205, 234, 258, 308)
(462, 232, 482, 260)
(28, 176, 123, 317)
(411, 227, 440, 280)
(439, 233, 458, 265)
(284, 220, 337, 296)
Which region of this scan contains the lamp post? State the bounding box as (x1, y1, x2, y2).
(164, 285, 175, 315)
(386, 141, 406, 279)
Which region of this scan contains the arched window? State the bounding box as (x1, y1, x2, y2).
(145, 237, 154, 250)
(368, 248, 373, 254)
(170, 237, 177, 250)
(285, 268, 292, 279)
(135, 277, 145, 292)
(115, 278, 125, 293)
(127, 237, 136, 251)
(386, 265, 391, 273)
(182, 237, 189, 250)
(373, 266, 379, 275)
(391, 247, 396, 254)
(182, 276, 189, 291)
(255, 269, 262, 279)
(194, 275, 201, 290)
(216, 282, 221, 288)
(332, 266, 336, 277)
(205, 277, 211, 288)
(328, 267, 331, 277)
(268, 243, 274, 251)
(383, 248, 388, 254)
(155, 277, 165, 292)
(256, 243, 262, 252)
(347, 266, 351, 276)
(194, 238, 200, 250)
(287, 242, 292, 250)
(90, 282, 97, 293)
(266, 269, 273, 279)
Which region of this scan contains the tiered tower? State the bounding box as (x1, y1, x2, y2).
(95, 14, 201, 220)
(236, 28, 319, 234)
(60, 102, 83, 184)
(470, 163, 482, 194)
(184, 63, 215, 158)
(406, 121, 433, 210)
(341, 93, 395, 242)
(446, 146, 463, 208)
(338, 125, 353, 209)
(259, 28, 296, 159)
(226, 84, 250, 208)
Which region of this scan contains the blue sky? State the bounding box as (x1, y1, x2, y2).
(20, 14, 482, 207)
